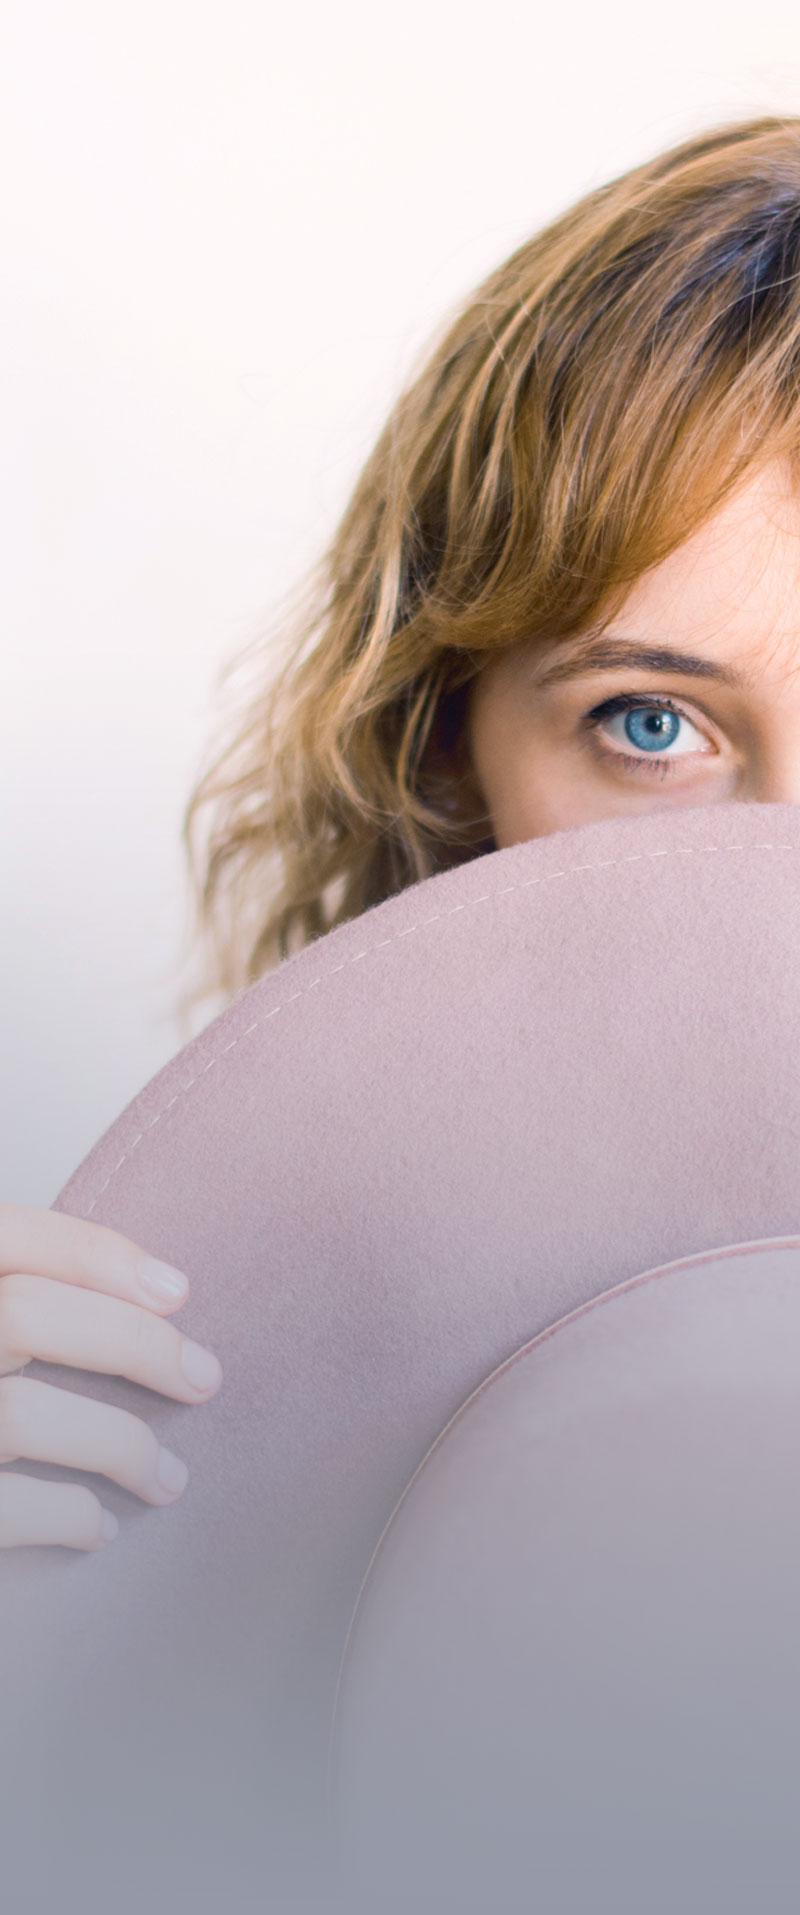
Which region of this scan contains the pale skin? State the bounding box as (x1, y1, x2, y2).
(3, 455, 799, 1551)
(464, 457, 800, 842)
(0, 1207, 222, 1548)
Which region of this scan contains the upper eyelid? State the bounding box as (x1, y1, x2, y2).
(563, 673, 728, 728)
(584, 692, 712, 732)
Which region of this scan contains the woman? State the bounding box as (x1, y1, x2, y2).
(4, 111, 800, 1550)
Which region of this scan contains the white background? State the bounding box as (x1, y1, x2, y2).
(2, 1, 800, 1204)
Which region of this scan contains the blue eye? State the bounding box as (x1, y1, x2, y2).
(622, 705, 681, 752)
(584, 694, 712, 777)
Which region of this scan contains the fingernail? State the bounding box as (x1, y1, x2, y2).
(139, 1256, 188, 1303)
(100, 1508, 119, 1542)
(155, 1447, 189, 1497)
(180, 1340, 222, 1393)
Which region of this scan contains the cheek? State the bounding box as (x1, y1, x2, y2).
(474, 718, 634, 848)
(490, 776, 593, 848)
(477, 741, 579, 848)
(467, 678, 605, 847)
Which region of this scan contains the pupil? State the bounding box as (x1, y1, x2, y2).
(625, 708, 679, 752)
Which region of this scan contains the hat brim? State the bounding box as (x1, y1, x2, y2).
(2, 799, 800, 1910)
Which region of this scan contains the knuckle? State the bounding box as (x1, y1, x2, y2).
(76, 1216, 146, 1293)
(133, 1425, 162, 1490)
(117, 1403, 160, 1483)
(131, 1301, 161, 1372)
(128, 1301, 181, 1391)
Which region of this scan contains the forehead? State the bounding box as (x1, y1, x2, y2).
(613, 457, 800, 671)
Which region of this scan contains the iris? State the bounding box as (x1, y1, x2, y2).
(624, 706, 681, 752)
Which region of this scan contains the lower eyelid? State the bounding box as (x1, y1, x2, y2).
(582, 721, 718, 777)
(591, 742, 684, 778)
(587, 737, 672, 773)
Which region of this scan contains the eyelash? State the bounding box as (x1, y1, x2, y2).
(583, 693, 705, 779)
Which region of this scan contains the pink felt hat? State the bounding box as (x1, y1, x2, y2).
(3, 798, 800, 1911)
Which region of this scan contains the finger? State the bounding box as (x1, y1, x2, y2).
(0, 1375, 190, 1505)
(0, 1471, 118, 1551)
(0, 1274, 222, 1401)
(0, 1200, 189, 1314)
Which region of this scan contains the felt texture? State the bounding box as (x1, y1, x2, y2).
(1, 798, 800, 1911)
(333, 1240, 800, 1913)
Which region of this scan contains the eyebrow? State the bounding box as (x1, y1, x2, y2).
(533, 637, 746, 692)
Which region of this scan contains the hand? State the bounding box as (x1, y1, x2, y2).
(0, 1200, 222, 1551)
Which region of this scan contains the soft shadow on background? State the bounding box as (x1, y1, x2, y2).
(2, 0, 800, 1203)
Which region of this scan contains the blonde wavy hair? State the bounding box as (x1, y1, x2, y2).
(177, 112, 800, 1033)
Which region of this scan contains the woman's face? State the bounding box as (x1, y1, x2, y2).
(464, 458, 800, 848)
